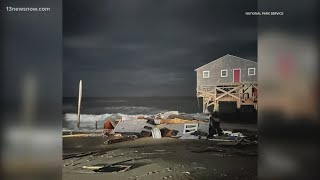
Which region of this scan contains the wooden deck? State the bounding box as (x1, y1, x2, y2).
(197, 82, 258, 113)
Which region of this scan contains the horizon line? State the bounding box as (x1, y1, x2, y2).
(63, 95, 197, 98)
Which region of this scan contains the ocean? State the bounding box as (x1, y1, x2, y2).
(63, 96, 201, 115)
(63, 96, 257, 130)
(63, 96, 201, 130)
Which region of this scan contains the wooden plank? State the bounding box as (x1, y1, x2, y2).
(216, 86, 241, 100)
(197, 90, 215, 95)
(207, 101, 215, 106)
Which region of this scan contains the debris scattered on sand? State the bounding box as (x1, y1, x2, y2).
(223, 130, 245, 137)
(183, 123, 199, 134)
(179, 134, 202, 139)
(82, 165, 104, 170)
(63, 111, 257, 146)
(158, 111, 179, 119)
(160, 118, 202, 124)
(146, 171, 160, 175)
(155, 149, 165, 152)
(141, 152, 156, 155)
(163, 167, 173, 172)
(161, 175, 172, 179)
(113, 119, 154, 135)
(128, 176, 139, 180)
(104, 118, 117, 129)
(160, 127, 178, 137)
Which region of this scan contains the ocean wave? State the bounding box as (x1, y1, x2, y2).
(63, 113, 117, 131)
(63, 110, 209, 131)
(95, 100, 128, 103)
(63, 112, 159, 130)
(103, 106, 165, 115)
(64, 113, 113, 122)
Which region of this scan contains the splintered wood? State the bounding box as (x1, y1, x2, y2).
(160, 118, 202, 124)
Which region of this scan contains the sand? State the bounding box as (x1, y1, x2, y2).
(63, 137, 257, 180)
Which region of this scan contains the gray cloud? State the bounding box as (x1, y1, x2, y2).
(63, 0, 257, 97)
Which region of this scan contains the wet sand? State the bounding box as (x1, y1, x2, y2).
(63, 137, 257, 180)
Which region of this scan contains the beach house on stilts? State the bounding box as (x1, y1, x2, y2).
(195, 54, 258, 113)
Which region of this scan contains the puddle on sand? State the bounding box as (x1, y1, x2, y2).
(82, 164, 131, 173)
(94, 165, 131, 172)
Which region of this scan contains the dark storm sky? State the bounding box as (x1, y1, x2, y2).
(63, 0, 257, 97)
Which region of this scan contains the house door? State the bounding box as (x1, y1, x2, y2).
(233, 69, 241, 83)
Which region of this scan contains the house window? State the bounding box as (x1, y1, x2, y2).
(248, 68, 256, 76)
(221, 70, 228, 77)
(203, 71, 210, 78)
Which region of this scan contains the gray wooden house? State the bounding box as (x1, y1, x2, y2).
(195, 54, 258, 113)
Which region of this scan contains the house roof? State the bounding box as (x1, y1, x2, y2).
(194, 54, 256, 71)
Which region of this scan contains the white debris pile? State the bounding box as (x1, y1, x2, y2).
(222, 130, 245, 138)
(151, 128, 162, 139)
(157, 111, 179, 119)
(113, 119, 154, 134)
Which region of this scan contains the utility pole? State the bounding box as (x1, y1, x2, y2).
(77, 80, 82, 128)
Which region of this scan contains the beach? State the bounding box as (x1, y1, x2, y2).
(63, 137, 257, 180)
(63, 96, 257, 179)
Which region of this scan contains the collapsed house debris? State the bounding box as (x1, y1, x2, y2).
(103, 119, 117, 129)
(157, 111, 179, 119)
(113, 119, 154, 137)
(151, 128, 162, 139)
(63, 111, 256, 145)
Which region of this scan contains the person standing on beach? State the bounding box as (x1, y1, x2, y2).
(208, 112, 223, 138)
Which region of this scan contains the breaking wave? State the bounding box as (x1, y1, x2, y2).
(103, 106, 166, 115)
(94, 100, 128, 103)
(63, 110, 208, 131)
(63, 113, 119, 131)
(63, 105, 165, 131)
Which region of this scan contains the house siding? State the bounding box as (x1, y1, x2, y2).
(196, 55, 257, 87)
